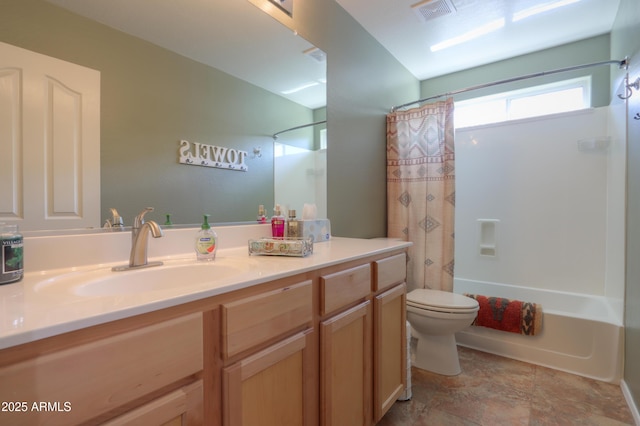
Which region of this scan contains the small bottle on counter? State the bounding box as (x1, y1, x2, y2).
(257, 205, 267, 224)
(287, 209, 299, 238)
(195, 214, 217, 261)
(0, 223, 24, 285)
(271, 204, 285, 238)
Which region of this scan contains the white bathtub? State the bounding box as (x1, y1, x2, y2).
(453, 278, 624, 383)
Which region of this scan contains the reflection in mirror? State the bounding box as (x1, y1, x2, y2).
(273, 119, 327, 219)
(1, 0, 326, 232)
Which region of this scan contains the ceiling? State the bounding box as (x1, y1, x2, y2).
(335, 0, 620, 81)
(45, 0, 327, 109)
(45, 0, 620, 109)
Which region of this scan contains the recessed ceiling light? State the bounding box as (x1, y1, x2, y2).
(430, 18, 505, 52)
(512, 0, 581, 22)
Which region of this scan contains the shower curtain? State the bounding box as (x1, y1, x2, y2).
(386, 98, 455, 292)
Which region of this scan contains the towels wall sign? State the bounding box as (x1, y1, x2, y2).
(178, 139, 248, 171)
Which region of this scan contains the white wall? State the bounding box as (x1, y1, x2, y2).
(454, 107, 621, 296)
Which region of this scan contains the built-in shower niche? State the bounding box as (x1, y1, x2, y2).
(478, 219, 499, 258)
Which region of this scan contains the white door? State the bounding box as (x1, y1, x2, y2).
(0, 41, 100, 231)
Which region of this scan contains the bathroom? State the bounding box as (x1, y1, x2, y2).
(1, 0, 640, 424)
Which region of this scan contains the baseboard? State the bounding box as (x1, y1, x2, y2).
(621, 379, 640, 425)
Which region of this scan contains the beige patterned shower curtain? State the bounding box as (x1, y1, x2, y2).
(386, 98, 456, 292)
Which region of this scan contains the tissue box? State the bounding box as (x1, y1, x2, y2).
(298, 219, 331, 243)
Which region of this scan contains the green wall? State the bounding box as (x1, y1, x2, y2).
(420, 34, 612, 107)
(317, 1, 420, 238)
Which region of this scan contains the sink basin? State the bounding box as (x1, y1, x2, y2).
(34, 259, 247, 297)
(76, 263, 243, 296)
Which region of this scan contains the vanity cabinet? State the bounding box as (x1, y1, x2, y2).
(319, 265, 373, 426)
(318, 255, 407, 426)
(221, 280, 314, 426)
(372, 254, 407, 423)
(0, 248, 408, 426)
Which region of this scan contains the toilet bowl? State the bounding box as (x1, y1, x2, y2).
(406, 289, 479, 376)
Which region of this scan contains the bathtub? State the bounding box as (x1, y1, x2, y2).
(453, 278, 624, 383)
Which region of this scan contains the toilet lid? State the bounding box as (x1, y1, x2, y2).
(407, 289, 479, 313)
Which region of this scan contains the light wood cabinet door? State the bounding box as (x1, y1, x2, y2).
(222, 329, 314, 426)
(373, 283, 407, 423)
(320, 301, 372, 426)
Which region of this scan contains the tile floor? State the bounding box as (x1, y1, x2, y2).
(379, 346, 635, 425)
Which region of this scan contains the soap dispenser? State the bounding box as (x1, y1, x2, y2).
(195, 214, 217, 261)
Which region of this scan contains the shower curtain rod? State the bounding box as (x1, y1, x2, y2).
(390, 58, 629, 113)
(272, 120, 327, 140)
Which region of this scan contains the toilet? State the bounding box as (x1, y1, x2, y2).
(406, 289, 479, 376)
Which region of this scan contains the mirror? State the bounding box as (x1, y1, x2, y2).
(273, 116, 327, 220)
(1, 0, 326, 232)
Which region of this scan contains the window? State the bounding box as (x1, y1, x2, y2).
(454, 77, 591, 128)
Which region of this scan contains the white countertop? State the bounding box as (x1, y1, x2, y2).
(0, 237, 410, 350)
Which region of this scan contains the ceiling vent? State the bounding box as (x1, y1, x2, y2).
(411, 0, 457, 22)
(304, 47, 326, 63)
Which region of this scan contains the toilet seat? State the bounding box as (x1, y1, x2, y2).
(407, 289, 479, 314)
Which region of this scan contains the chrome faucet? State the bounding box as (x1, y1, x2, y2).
(103, 208, 125, 230)
(112, 207, 164, 271)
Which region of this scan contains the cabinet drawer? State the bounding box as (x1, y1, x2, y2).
(374, 253, 407, 292)
(222, 280, 312, 359)
(320, 264, 371, 316)
(104, 380, 203, 426)
(0, 313, 203, 426)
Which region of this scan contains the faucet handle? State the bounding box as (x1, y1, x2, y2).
(133, 207, 154, 228)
